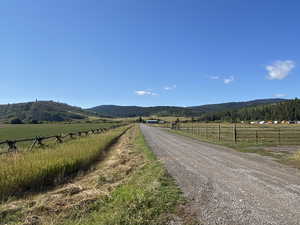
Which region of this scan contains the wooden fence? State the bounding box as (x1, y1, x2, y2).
(172, 123, 300, 145)
(0, 124, 123, 154)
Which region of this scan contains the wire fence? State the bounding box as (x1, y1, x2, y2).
(0, 124, 125, 155)
(171, 123, 300, 145)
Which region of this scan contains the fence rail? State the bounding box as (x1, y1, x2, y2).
(0, 124, 124, 154)
(171, 123, 300, 145)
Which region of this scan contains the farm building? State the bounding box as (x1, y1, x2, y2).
(146, 120, 159, 124)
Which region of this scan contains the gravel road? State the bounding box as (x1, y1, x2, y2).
(140, 125, 300, 225)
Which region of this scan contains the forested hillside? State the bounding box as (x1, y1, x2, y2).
(198, 99, 300, 122)
(88, 105, 196, 117)
(0, 101, 95, 123)
(89, 99, 287, 118)
(188, 98, 286, 114)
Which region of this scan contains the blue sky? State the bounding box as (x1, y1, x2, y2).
(0, 0, 299, 108)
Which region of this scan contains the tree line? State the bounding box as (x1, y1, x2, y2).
(196, 99, 300, 122)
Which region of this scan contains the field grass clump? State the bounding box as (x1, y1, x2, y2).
(0, 127, 128, 200)
(287, 150, 300, 168)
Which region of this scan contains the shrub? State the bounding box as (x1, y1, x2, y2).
(10, 118, 23, 124)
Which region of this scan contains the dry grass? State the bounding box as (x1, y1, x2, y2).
(0, 126, 128, 200)
(286, 150, 300, 168)
(0, 126, 199, 225)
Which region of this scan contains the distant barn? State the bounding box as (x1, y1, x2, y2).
(146, 120, 159, 124)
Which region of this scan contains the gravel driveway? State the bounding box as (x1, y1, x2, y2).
(140, 125, 300, 225)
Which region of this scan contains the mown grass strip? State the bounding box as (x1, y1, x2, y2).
(0, 126, 129, 201)
(61, 126, 188, 225)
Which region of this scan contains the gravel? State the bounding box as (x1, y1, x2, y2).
(140, 125, 300, 225)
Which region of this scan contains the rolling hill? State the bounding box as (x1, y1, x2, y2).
(0, 101, 97, 123)
(89, 98, 287, 118)
(87, 105, 196, 117)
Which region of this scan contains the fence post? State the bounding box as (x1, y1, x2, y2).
(7, 141, 17, 152)
(256, 130, 258, 144)
(56, 135, 63, 143)
(37, 137, 44, 147)
(218, 124, 221, 141)
(233, 124, 237, 144)
(29, 138, 38, 151)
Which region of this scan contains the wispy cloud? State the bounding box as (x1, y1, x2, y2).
(223, 76, 234, 84)
(266, 60, 295, 80)
(134, 90, 158, 96)
(164, 85, 177, 90)
(274, 93, 286, 98)
(209, 75, 234, 84)
(209, 76, 220, 80)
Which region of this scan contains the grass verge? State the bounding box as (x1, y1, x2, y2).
(0, 126, 129, 201)
(60, 126, 196, 225)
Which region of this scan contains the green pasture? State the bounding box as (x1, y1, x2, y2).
(0, 122, 119, 141)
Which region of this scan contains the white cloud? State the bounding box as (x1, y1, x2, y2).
(164, 85, 177, 90)
(224, 76, 234, 84)
(209, 76, 220, 80)
(274, 93, 286, 98)
(134, 90, 158, 96)
(209, 75, 235, 84)
(266, 60, 295, 80)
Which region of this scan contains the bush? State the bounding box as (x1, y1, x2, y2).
(10, 118, 23, 124)
(30, 119, 39, 124)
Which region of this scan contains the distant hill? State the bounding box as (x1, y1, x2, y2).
(188, 98, 287, 114)
(0, 101, 96, 123)
(89, 99, 287, 118)
(198, 98, 300, 122)
(88, 105, 196, 117)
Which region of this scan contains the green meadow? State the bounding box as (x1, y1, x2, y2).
(0, 122, 119, 141)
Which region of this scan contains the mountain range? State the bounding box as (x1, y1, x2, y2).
(89, 99, 287, 118)
(0, 98, 288, 123)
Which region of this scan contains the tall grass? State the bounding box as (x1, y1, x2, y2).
(0, 127, 128, 200)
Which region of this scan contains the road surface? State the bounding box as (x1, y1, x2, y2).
(140, 125, 300, 225)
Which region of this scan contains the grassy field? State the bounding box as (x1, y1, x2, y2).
(0, 122, 120, 141)
(0, 126, 129, 200)
(173, 122, 300, 145)
(0, 122, 123, 151)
